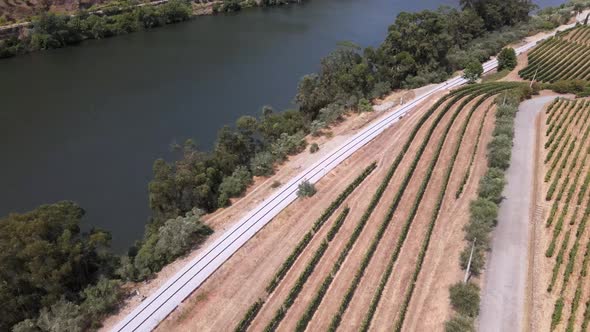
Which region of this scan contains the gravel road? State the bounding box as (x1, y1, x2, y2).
(478, 96, 558, 332)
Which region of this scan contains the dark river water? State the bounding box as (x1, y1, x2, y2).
(0, 0, 565, 250)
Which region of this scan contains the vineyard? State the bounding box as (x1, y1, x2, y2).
(163, 82, 519, 332)
(536, 96, 590, 331)
(520, 25, 590, 82)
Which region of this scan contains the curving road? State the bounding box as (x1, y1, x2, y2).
(112, 22, 576, 332)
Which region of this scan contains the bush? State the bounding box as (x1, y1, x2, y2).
(488, 134, 513, 170)
(271, 132, 307, 161)
(357, 98, 373, 112)
(445, 314, 475, 332)
(80, 278, 124, 329)
(460, 246, 486, 274)
(497, 47, 517, 71)
(250, 151, 275, 177)
(131, 209, 212, 280)
(449, 282, 480, 317)
(309, 143, 320, 153)
(478, 167, 506, 203)
(218, 166, 253, 206)
(545, 80, 590, 96)
(297, 180, 316, 198)
(154, 209, 212, 261)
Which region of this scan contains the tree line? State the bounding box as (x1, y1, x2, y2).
(1, 0, 585, 331)
(0, 0, 192, 58)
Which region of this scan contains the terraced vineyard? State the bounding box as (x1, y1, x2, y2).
(539, 97, 590, 331)
(520, 25, 590, 82)
(229, 82, 524, 332)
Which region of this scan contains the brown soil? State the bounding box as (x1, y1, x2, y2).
(404, 99, 496, 331)
(302, 93, 458, 332)
(99, 104, 386, 332)
(153, 91, 446, 332)
(143, 88, 507, 332)
(367, 96, 489, 331)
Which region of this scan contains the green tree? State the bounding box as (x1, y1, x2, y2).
(463, 60, 483, 83)
(477, 168, 506, 203)
(80, 278, 124, 328)
(36, 300, 85, 332)
(250, 151, 276, 177)
(449, 282, 480, 317)
(497, 47, 517, 71)
(0, 202, 113, 330)
(218, 166, 253, 206)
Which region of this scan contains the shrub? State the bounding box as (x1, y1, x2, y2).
(545, 80, 590, 96)
(357, 98, 373, 112)
(250, 151, 275, 176)
(218, 166, 253, 206)
(154, 209, 212, 261)
(80, 279, 124, 329)
(449, 283, 480, 318)
(445, 314, 475, 332)
(271, 132, 307, 161)
(132, 209, 212, 280)
(460, 246, 486, 274)
(497, 47, 517, 71)
(297, 180, 316, 198)
(488, 134, 513, 170)
(270, 180, 281, 188)
(478, 167, 506, 203)
(309, 143, 320, 153)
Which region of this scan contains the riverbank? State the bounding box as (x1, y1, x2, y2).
(0, 0, 304, 58)
(99, 74, 442, 332)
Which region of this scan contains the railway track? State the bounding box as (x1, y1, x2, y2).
(112, 21, 577, 332)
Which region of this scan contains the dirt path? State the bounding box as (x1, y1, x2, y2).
(479, 95, 558, 332)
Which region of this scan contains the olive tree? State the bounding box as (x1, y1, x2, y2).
(463, 60, 484, 83)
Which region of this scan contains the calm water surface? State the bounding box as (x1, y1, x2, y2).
(0, 0, 565, 250)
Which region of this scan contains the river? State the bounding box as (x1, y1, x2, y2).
(0, 0, 565, 250)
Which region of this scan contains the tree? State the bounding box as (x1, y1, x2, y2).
(132, 209, 212, 280)
(36, 299, 85, 332)
(218, 166, 253, 206)
(466, 0, 536, 30)
(250, 151, 275, 177)
(0, 202, 113, 331)
(463, 60, 483, 83)
(488, 134, 513, 169)
(80, 278, 124, 328)
(497, 48, 517, 71)
(477, 168, 506, 203)
(449, 282, 480, 317)
(297, 180, 317, 198)
(154, 209, 212, 262)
